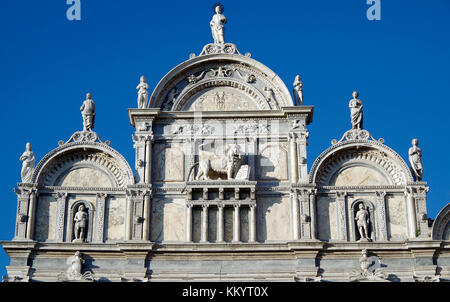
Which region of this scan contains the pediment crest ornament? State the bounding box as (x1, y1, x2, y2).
(60, 130, 110, 146)
(331, 129, 384, 145)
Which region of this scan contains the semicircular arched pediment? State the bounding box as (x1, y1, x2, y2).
(33, 142, 135, 188)
(148, 54, 294, 111)
(310, 142, 413, 186)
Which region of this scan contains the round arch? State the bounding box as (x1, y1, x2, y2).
(32, 141, 135, 188)
(309, 140, 414, 186)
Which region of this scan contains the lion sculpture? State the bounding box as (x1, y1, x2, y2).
(188, 143, 243, 181)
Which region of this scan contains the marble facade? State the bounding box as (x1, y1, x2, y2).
(1, 5, 449, 282)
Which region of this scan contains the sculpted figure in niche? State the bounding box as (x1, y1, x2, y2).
(409, 138, 423, 181)
(73, 204, 88, 243)
(293, 75, 304, 105)
(136, 75, 149, 109)
(349, 91, 363, 130)
(210, 4, 227, 44)
(355, 203, 371, 241)
(19, 142, 35, 183)
(80, 93, 96, 131)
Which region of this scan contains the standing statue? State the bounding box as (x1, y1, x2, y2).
(19, 142, 35, 183)
(293, 75, 304, 105)
(210, 4, 227, 44)
(73, 204, 88, 242)
(355, 203, 371, 241)
(349, 91, 363, 129)
(409, 138, 423, 181)
(136, 75, 149, 109)
(80, 93, 96, 131)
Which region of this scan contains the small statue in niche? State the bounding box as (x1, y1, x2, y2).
(349, 91, 363, 130)
(293, 75, 304, 105)
(19, 142, 35, 183)
(164, 87, 178, 111)
(409, 138, 423, 181)
(136, 75, 149, 109)
(73, 204, 88, 243)
(355, 203, 371, 241)
(80, 93, 96, 131)
(210, 4, 227, 44)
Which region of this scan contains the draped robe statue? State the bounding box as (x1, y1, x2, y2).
(210, 5, 227, 44)
(19, 142, 35, 183)
(136, 75, 149, 109)
(80, 93, 96, 131)
(409, 138, 423, 181)
(349, 91, 363, 129)
(293, 75, 304, 105)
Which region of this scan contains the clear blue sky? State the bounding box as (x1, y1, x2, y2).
(0, 0, 449, 276)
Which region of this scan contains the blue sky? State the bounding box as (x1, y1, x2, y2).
(0, 0, 449, 276)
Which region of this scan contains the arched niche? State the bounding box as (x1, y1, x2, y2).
(349, 199, 376, 242)
(66, 200, 95, 243)
(310, 141, 413, 186)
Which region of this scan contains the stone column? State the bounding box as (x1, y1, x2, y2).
(297, 131, 309, 182)
(291, 189, 300, 240)
(94, 193, 107, 243)
(299, 190, 311, 239)
(375, 191, 388, 241)
(288, 133, 298, 183)
(125, 190, 133, 240)
(185, 204, 193, 242)
(132, 135, 146, 184)
(144, 135, 154, 184)
(142, 190, 151, 241)
(201, 204, 209, 242)
(217, 204, 224, 243)
(406, 187, 417, 238)
(26, 188, 37, 240)
(309, 190, 317, 240)
(249, 204, 257, 242)
(415, 186, 430, 238)
(233, 204, 240, 242)
(55, 192, 68, 242)
(336, 191, 348, 241)
(13, 186, 33, 240)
